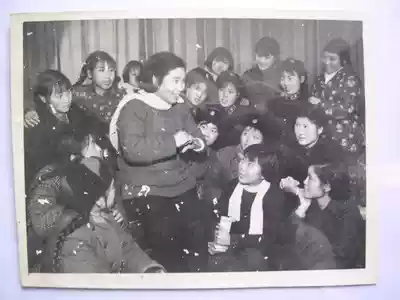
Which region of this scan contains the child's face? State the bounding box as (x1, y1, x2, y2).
(280, 71, 302, 95)
(49, 86, 72, 113)
(91, 61, 116, 91)
(198, 122, 219, 146)
(294, 117, 322, 148)
(219, 83, 238, 108)
(186, 82, 207, 106)
(158, 67, 186, 104)
(211, 58, 229, 75)
(256, 53, 275, 70)
(128, 67, 141, 87)
(303, 166, 326, 199)
(238, 156, 263, 185)
(240, 126, 263, 150)
(321, 51, 341, 75)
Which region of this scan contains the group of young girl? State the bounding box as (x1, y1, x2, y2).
(24, 35, 366, 274)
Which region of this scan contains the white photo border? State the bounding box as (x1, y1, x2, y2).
(10, 8, 378, 289)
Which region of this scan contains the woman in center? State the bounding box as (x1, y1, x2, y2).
(116, 52, 209, 273)
(208, 144, 286, 272)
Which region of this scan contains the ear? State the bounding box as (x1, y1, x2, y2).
(38, 95, 46, 103)
(87, 69, 93, 79)
(152, 75, 159, 87)
(300, 75, 305, 84)
(323, 183, 331, 194)
(317, 126, 323, 135)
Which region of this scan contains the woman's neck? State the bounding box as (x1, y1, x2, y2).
(94, 85, 108, 96)
(304, 137, 320, 149)
(316, 194, 332, 210)
(284, 91, 301, 101)
(243, 179, 266, 193)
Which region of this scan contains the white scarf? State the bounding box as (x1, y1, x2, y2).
(109, 90, 184, 152)
(227, 179, 271, 235)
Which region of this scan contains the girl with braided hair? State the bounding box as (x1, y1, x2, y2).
(41, 157, 165, 273)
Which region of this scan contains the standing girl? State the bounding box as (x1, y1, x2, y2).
(114, 52, 208, 273)
(310, 38, 365, 155)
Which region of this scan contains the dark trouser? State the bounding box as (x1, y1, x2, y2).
(123, 189, 209, 273)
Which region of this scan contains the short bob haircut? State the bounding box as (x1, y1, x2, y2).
(323, 38, 352, 67)
(312, 163, 351, 201)
(122, 60, 143, 83)
(141, 52, 186, 88)
(34, 69, 72, 104)
(296, 103, 329, 130)
(204, 47, 234, 72)
(185, 68, 208, 88)
(243, 143, 281, 183)
(255, 36, 280, 59)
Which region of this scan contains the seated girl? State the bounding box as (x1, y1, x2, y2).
(208, 70, 253, 148)
(24, 51, 126, 134)
(121, 60, 143, 90)
(215, 113, 283, 190)
(207, 144, 286, 272)
(191, 47, 234, 104)
(24, 69, 90, 187)
(241, 36, 282, 112)
(268, 58, 309, 128)
(280, 163, 366, 269)
(184, 68, 209, 115)
(284, 104, 345, 182)
(40, 157, 165, 273)
(26, 131, 113, 271)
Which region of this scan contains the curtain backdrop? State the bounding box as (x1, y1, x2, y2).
(23, 19, 363, 103)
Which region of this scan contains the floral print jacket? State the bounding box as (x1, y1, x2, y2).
(311, 66, 365, 154)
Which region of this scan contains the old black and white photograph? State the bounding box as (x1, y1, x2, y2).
(11, 11, 376, 289)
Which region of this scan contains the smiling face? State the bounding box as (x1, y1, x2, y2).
(240, 126, 263, 150)
(218, 83, 238, 108)
(256, 54, 275, 70)
(238, 155, 263, 185)
(48, 86, 72, 114)
(128, 67, 141, 87)
(303, 166, 328, 199)
(280, 70, 302, 95)
(211, 58, 230, 76)
(294, 117, 323, 148)
(198, 122, 219, 146)
(91, 61, 116, 92)
(321, 51, 342, 75)
(186, 82, 207, 106)
(157, 67, 186, 104)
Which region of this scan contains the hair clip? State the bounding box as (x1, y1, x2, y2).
(252, 119, 258, 124)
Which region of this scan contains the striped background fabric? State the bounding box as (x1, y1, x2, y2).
(23, 19, 363, 100)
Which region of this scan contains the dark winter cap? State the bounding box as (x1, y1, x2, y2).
(194, 105, 222, 128)
(238, 113, 285, 142)
(216, 71, 244, 92)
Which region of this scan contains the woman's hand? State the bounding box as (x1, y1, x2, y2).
(112, 208, 124, 224)
(24, 110, 40, 128)
(308, 96, 322, 105)
(279, 176, 300, 195)
(174, 130, 193, 148)
(239, 98, 250, 107)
